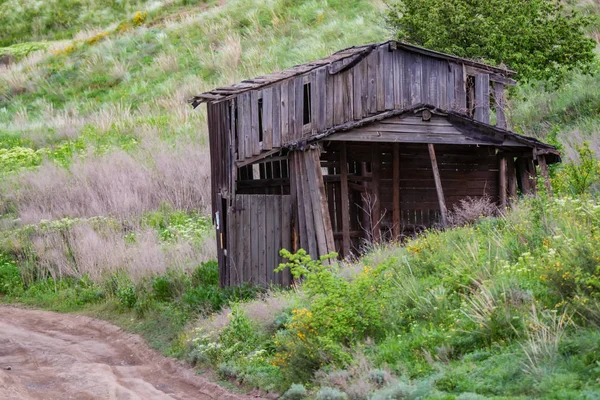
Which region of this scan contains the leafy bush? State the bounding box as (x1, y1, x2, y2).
(387, 0, 596, 84)
(316, 386, 348, 400)
(0, 255, 23, 295)
(370, 383, 415, 400)
(281, 384, 308, 400)
(552, 143, 600, 196)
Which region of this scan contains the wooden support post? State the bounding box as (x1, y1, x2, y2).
(527, 158, 537, 195)
(340, 143, 351, 257)
(494, 82, 506, 129)
(392, 143, 401, 240)
(428, 144, 448, 228)
(516, 157, 529, 195)
(507, 157, 517, 201)
(537, 155, 553, 197)
(499, 156, 507, 209)
(371, 143, 382, 242)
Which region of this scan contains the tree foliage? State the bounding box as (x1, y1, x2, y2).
(387, 0, 597, 84)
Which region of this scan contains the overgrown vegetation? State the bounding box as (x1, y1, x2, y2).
(183, 195, 600, 398)
(387, 0, 597, 84)
(2, 0, 600, 398)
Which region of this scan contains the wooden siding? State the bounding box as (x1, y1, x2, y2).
(226, 194, 293, 286)
(326, 114, 525, 145)
(233, 45, 500, 163)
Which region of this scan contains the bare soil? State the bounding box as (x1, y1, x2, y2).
(0, 305, 260, 400)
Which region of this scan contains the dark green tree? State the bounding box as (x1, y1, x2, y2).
(387, 0, 597, 84)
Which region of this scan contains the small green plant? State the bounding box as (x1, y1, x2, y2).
(552, 142, 600, 196)
(0, 255, 23, 296)
(117, 282, 137, 309)
(281, 383, 307, 400)
(316, 386, 348, 400)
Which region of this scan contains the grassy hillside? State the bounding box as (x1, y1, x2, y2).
(2, 0, 600, 399)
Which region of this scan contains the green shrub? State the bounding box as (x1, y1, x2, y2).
(0, 256, 23, 296)
(552, 143, 600, 196)
(281, 384, 308, 400)
(316, 386, 348, 400)
(152, 269, 189, 302)
(117, 282, 137, 309)
(191, 260, 220, 287)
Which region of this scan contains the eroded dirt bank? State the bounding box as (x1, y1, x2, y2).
(0, 305, 258, 400)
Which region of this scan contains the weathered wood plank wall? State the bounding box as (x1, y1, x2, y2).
(232, 45, 501, 163)
(226, 194, 293, 286)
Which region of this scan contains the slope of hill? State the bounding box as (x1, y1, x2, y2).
(2, 0, 600, 399)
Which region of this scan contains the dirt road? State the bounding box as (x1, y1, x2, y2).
(0, 306, 259, 400)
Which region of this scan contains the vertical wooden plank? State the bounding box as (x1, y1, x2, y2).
(288, 79, 296, 140)
(371, 143, 382, 242)
(291, 153, 308, 252)
(305, 149, 335, 256)
(428, 144, 448, 228)
(353, 60, 364, 120)
(393, 49, 402, 109)
(242, 195, 251, 284)
(316, 67, 327, 131)
(422, 57, 430, 104)
(258, 195, 267, 284)
(281, 195, 292, 286)
(474, 74, 490, 124)
(454, 63, 467, 112)
(241, 92, 252, 159)
(344, 70, 354, 123)
(250, 196, 259, 284)
(236, 196, 244, 285)
(280, 80, 289, 143)
(360, 59, 368, 117)
(507, 156, 518, 200)
(447, 62, 456, 111)
(333, 73, 344, 126)
(340, 143, 351, 257)
(233, 97, 243, 163)
(298, 153, 318, 258)
(401, 50, 411, 107)
(516, 157, 531, 195)
(273, 195, 282, 285)
(495, 82, 506, 129)
(384, 46, 394, 110)
(410, 53, 422, 105)
(251, 90, 261, 155)
(367, 51, 377, 114)
(266, 195, 275, 284)
(326, 73, 335, 128)
(262, 87, 273, 150)
(272, 85, 281, 148)
(537, 155, 553, 196)
(295, 76, 304, 137)
(499, 156, 507, 209)
(376, 46, 385, 112)
(438, 60, 447, 109)
(392, 143, 401, 239)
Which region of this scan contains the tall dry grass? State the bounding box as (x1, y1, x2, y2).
(17, 219, 216, 283)
(8, 140, 211, 224)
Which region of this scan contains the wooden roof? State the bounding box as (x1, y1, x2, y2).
(189, 41, 516, 107)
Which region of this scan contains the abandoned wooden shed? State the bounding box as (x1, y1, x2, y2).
(190, 41, 560, 287)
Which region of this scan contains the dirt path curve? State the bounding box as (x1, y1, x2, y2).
(0, 305, 261, 400)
